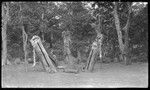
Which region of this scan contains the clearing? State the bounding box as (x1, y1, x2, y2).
(2, 62, 148, 88)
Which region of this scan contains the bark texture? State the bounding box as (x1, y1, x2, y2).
(113, 2, 131, 65)
(30, 35, 57, 73)
(2, 3, 9, 66)
(22, 25, 28, 63)
(85, 15, 103, 72)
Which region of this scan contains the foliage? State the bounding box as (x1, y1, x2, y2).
(6, 2, 148, 63)
(129, 5, 148, 58)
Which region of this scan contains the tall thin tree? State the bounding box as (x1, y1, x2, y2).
(2, 2, 10, 66)
(113, 2, 132, 65)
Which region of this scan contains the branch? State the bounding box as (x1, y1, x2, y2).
(122, 2, 132, 31)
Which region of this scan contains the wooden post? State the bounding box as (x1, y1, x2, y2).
(62, 30, 72, 64)
(85, 15, 104, 72)
(88, 49, 97, 71)
(30, 35, 57, 73)
(61, 31, 79, 73)
(49, 50, 58, 67)
(85, 41, 98, 72)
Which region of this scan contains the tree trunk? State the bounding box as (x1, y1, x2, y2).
(97, 15, 103, 59)
(77, 50, 81, 64)
(42, 32, 44, 41)
(122, 2, 132, 65)
(50, 31, 53, 48)
(22, 25, 28, 63)
(41, 13, 45, 42)
(2, 23, 7, 66)
(114, 2, 131, 65)
(2, 2, 9, 66)
(123, 20, 130, 64)
(113, 2, 124, 61)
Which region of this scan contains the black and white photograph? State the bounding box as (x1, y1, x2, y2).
(2, 1, 148, 88)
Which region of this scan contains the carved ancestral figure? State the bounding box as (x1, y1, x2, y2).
(85, 34, 103, 72)
(85, 14, 104, 72)
(62, 30, 72, 64)
(30, 35, 57, 73)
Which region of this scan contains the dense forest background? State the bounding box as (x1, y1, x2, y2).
(2, 2, 148, 66)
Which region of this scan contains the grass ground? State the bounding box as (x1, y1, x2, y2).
(2, 62, 148, 88)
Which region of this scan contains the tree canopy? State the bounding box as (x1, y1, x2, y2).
(5, 1, 148, 62)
